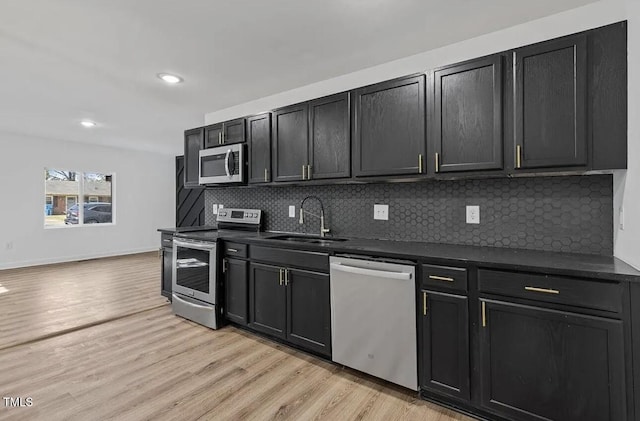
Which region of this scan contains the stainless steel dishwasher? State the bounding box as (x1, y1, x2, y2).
(329, 255, 417, 391)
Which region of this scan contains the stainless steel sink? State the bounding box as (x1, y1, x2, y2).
(267, 234, 348, 244)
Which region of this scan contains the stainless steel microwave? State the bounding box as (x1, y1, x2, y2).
(199, 143, 245, 184)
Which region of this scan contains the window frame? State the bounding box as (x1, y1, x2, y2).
(44, 169, 115, 229)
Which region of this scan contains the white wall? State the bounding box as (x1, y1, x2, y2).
(0, 134, 175, 269)
(206, 0, 639, 269)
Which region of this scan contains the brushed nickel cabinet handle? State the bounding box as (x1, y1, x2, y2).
(516, 145, 522, 169)
(279, 268, 283, 286)
(307, 165, 312, 179)
(218, 132, 222, 145)
(482, 301, 487, 327)
(418, 154, 424, 173)
(264, 168, 268, 182)
(525, 286, 559, 295)
(302, 165, 306, 180)
(285, 269, 289, 286)
(227, 248, 239, 253)
(423, 292, 427, 316)
(435, 153, 440, 173)
(429, 275, 454, 282)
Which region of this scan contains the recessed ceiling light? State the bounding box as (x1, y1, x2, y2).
(157, 73, 183, 84)
(80, 120, 96, 128)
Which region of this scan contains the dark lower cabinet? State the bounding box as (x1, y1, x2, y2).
(479, 299, 626, 421)
(249, 263, 286, 339)
(420, 290, 469, 401)
(353, 74, 426, 177)
(248, 262, 331, 356)
(161, 246, 172, 299)
(431, 55, 503, 173)
(514, 35, 587, 169)
(224, 258, 248, 325)
(286, 269, 331, 356)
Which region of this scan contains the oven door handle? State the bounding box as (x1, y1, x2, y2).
(224, 149, 231, 177)
(172, 293, 213, 310)
(173, 239, 217, 251)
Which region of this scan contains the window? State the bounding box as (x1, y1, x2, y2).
(44, 169, 114, 227)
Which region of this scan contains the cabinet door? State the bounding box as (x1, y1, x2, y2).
(272, 104, 309, 182)
(479, 299, 626, 421)
(249, 263, 286, 339)
(286, 269, 331, 356)
(308, 93, 350, 179)
(514, 35, 587, 169)
(432, 56, 503, 173)
(161, 246, 173, 299)
(184, 128, 204, 188)
(420, 290, 469, 400)
(353, 75, 425, 177)
(204, 124, 223, 149)
(224, 258, 248, 325)
(247, 113, 272, 184)
(223, 118, 246, 145)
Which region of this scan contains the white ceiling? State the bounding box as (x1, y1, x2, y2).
(0, 0, 597, 155)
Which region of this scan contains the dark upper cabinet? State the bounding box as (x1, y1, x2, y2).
(286, 269, 331, 357)
(308, 93, 351, 180)
(205, 118, 246, 149)
(249, 263, 287, 339)
(247, 113, 272, 184)
(514, 35, 587, 169)
(272, 103, 309, 182)
(204, 124, 223, 149)
(353, 75, 426, 177)
(431, 56, 503, 173)
(479, 299, 626, 421)
(183, 127, 204, 188)
(420, 290, 469, 401)
(224, 258, 248, 325)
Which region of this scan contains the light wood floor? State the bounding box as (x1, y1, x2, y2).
(0, 252, 168, 350)
(0, 253, 472, 421)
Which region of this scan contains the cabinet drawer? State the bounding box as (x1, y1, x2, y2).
(224, 242, 248, 258)
(421, 264, 467, 291)
(161, 233, 173, 248)
(250, 246, 329, 273)
(478, 269, 622, 313)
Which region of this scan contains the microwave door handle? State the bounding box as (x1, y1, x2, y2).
(225, 149, 231, 177)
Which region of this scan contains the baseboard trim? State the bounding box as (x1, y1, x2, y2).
(0, 247, 158, 270)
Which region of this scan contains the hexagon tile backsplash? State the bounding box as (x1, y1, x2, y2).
(205, 175, 613, 255)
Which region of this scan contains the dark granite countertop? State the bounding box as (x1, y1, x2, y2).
(161, 228, 640, 282)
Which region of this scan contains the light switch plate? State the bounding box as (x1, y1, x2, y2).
(218, 204, 223, 210)
(374, 204, 389, 221)
(212, 204, 218, 215)
(289, 205, 296, 218)
(466, 205, 480, 224)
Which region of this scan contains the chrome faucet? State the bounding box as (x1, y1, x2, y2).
(299, 196, 330, 237)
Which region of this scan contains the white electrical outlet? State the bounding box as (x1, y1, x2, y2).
(374, 204, 389, 221)
(218, 204, 223, 210)
(212, 204, 218, 214)
(466, 205, 480, 224)
(289, 205, 296, 218)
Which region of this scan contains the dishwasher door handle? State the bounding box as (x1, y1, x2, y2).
(330, 262, 412, 280)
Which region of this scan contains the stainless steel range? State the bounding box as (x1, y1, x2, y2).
(172, 208, 262, 329)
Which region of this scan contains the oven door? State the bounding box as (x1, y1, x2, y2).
(199, 144, 244, 184)
(172, 239, 217, 304)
